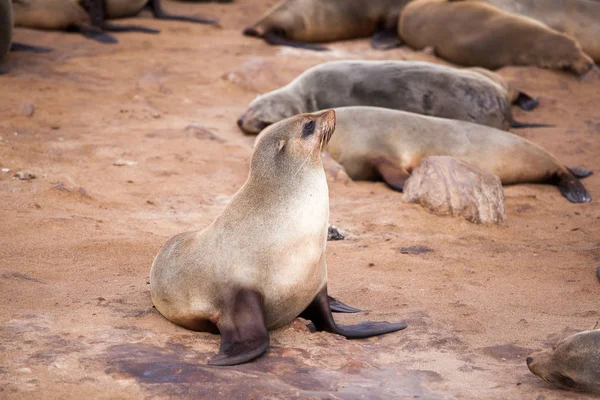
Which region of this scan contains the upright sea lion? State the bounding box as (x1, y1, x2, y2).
(150, 109, 407, 366)
(12, 0, 218, 44)
(398, 0, 596, 76)
(237, 60, 547, 135)
(527, 330, 600, 393)
(471, 0, 600, 63)
(243, 0, 411, 51)
(325, 106, 592, 203)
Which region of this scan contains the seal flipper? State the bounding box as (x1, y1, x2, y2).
(515, 92, 539, 111)
(208, 288, 270, 366)
(301, 287, 407, 339)
(262, 29, 329, 52)
(148, 0, 219, 25)
(374, 159, 410, 192)
(567, 166, 593, 179)
(370, 30, 403, 50)
(556, 170, 591, 203)
(74, 25, 118, 43)
(328, 295, 361, 313)
(10, 43, 53, 53)
(511, 120, 554, 129)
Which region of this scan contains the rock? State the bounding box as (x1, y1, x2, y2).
(327, 225, 345, 241)
(113, 159, 138, 167)
(398, 246, 433, 255)
(14, 171, 36, 180)
(402, 156, 506, 224)
(22, 103, 35, 117)
(222, 57, 286, 93)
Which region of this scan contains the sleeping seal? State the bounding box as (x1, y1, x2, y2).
(150, 109, 407, 366)
(325, 106, 592, 203)
(237, 60, 547, 134)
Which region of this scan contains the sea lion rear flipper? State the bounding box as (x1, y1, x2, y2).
(208, 288, 270, 366)
(263, 30, 329, 52)
(375, 159, 410, 192)
(101, 22, 160, 34)
(556, 171, 591, 203)
(328, 295, 361, 313)
(515, 92, 539, 111)
(10, 42, 53, 53)
(75, 25, 119, 43)
(370, 30, 403, 50)
(148, 0, 219, 25)
(567, 166, 593, 179)
(301, 287, 407, 339)
(510, 120, 554, 129)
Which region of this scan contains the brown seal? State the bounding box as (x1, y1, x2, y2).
(325, 106, 592, 203)
(237, 60, 548, 135)
(398, 0, 596, 76)
(473, 0, 600, 63)
(12, 0, 218, 44)
(150, 109, 406, 366)
(243, 0, 411, 51)
(527, 330, 600, 393)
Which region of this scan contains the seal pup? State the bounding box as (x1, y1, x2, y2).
(471, 0, 600, 63)
(150, 109, 407, 366)
(243, 0, 411, 51)
(12, 0, 218, 44)
(325, 106, 592, 203)
(527, 330, 600, 393)
(237, 60, 548, 135)
(398, 0, 596, 76)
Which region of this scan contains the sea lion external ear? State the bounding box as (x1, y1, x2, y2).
(208, 288, 270, 366)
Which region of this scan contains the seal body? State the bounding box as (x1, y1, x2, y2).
(399, 0, 595, 75)
(474, 0, 600, 62)
(0, 0, 12, 63)
(527, 330, 600, 393)
(326, 106, 591, 203)
(244, 0, 411, 50)
(237, 60, 529, 134)
(12, 0, 90, 30)
(151, 109, 406, 366)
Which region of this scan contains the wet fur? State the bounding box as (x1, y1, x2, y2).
(326, 106, 591, 203)
(238, 60, 527, 134)
(399, 0, 595, 75)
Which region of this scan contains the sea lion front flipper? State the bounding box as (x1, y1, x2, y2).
(10, 42, 53, 53)
(101, 22, 160, 34)
(301, 287, 407, 339)
(328, 295, 361, 313)
(370, 30, 403, 50)
(208, 288, 270, 366)
(263, 29, 329, 52)
(75, 24, 119, 43)
(556, 170, 591, 203)
(374, 159, 410, 192)
(515, 92, 539, 111)
(148, 0, 219, 25)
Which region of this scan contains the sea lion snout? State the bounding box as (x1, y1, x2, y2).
(526, 356, 533, 366)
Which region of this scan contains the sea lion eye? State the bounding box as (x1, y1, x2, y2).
(302, 120, 316, 138)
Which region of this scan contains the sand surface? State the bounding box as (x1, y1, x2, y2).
(1, 1, 599, 398)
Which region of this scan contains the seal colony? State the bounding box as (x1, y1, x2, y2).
(237, 60, 546, 135)
(326, 107, 592, 203)
(150, 110, 407, 366)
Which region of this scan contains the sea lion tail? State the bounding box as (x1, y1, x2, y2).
(510, 120, 554, 129)
(556, 170, 591, 203)
(567, 166, 593, 179)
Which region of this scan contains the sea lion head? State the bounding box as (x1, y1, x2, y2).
(249, 109, 336, 180)
(526, 330, 600, 394)
(237, 89, 305, 135)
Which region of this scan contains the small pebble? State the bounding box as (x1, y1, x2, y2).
(22, 103, 35, 117)
(113, 159, 138, 167)
(327, 225, 345, 241)
(398, 246, 433, 255)
(1, 168, 10, 173)
(14, 171, 36, 180)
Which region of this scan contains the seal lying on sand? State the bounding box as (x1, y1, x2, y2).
(12, 0, 218, 44)
(243, 0, 412, 51)
(472, 0, 600, 63)
(237, 60, 546, 134)
(527, 330, 600, 393)
(325, 106, 592, 203)
(398, 0, 596, 76)
(150, 109, 407, 366)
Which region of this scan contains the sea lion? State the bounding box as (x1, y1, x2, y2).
(471, 0, 600, 63)
(527, 330, 600, 393)
(325, 106, 592, 203)
(237, 60, 547, 135)
(243, 0, 411, 51)
(466, 67, 539, 111)
(12, 0, 218, 44)
(398, 0, 596, 76)
(150, 109, 407, 366)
